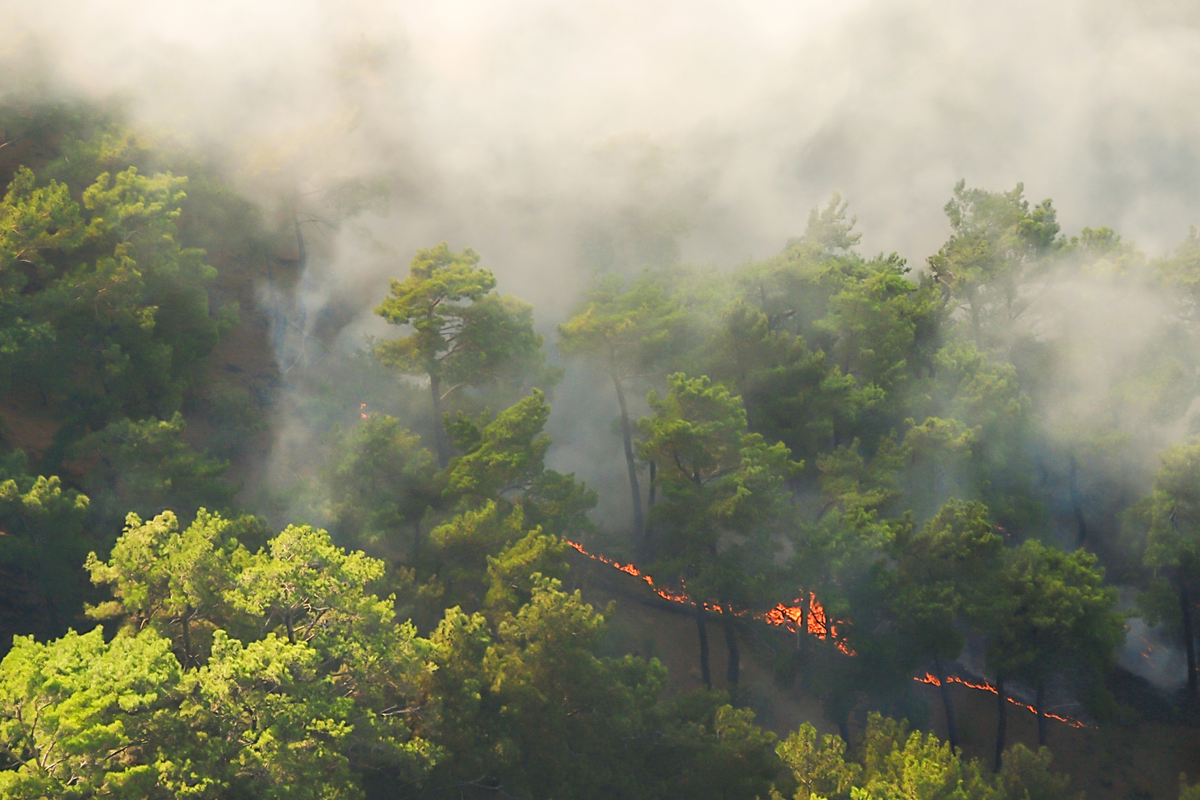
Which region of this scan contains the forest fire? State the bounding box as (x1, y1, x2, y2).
(913, 673, 1091, 729)
(565, 540, 854, 653)
(564, 540, 692, 603)
(1136, 634, 1154, 659)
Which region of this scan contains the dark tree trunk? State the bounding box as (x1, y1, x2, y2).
(1069, 455, 1088, 545)
(1182, 584, 1198, 696)
(1036, 682, 1048, 746)
(724, 617, 740, 687)
(648, 460, 657, 507)
(933, 655, 958, 754)
(696, 608, 711, 689)
(411, 519, 422, 564)
(430, 374, 449, 468)
(612, 374, 645, 545)
(180, 608, 193, 668)
(993, 676, 1007, 772)
(645, 460, 657, 556)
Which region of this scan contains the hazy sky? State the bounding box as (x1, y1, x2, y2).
(7, 0, 1200, 318)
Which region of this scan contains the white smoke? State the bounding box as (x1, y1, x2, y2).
(7, 0, 1200, 529)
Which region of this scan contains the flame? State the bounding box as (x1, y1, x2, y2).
(565, 539, 855, 655)
(914, 673, 1091, 728)
(564, 541, 691, 603)
(564, 540, 1085, 725)
(1137, 634, 1155, 660)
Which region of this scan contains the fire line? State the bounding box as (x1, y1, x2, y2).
(913, 672, 1091, 728)
(564, 539, 854, 655)
(564, 540, 1088, 726)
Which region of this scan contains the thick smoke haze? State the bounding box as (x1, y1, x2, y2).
(10, 0, 1200, 539)
(9, 0, 1200, 288)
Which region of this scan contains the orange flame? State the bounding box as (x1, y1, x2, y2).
(564, 541, 691, 603)
(914, 673, 1091, 728)
(1137, 634, 1154, 659)
(565, 541, 1084, 725)
(565, 539, 855, 655)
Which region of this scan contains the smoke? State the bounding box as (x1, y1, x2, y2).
(1119, 616, 1189, 692)
(6, 0, 1200, 526)
(9, 0, 1200, 274)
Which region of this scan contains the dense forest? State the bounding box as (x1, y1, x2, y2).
(1, 99, 1199, 800)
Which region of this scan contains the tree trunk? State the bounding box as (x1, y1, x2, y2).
(724, 617, 740, 687)
(933, 655, 958, 754)
(1069, 455, 1088, 545)
(1182, 583, 1198, 696)
(180, 608, 193, 668)
(411, 518, 422, 564)
(644, 460, 656, 555)
(696, 608, 712, 689)
(993, 676, 1007, 772)
(1036, 682, 1048, 746)
(430, 374, 450, 468)
(612, 374, 645, 545)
